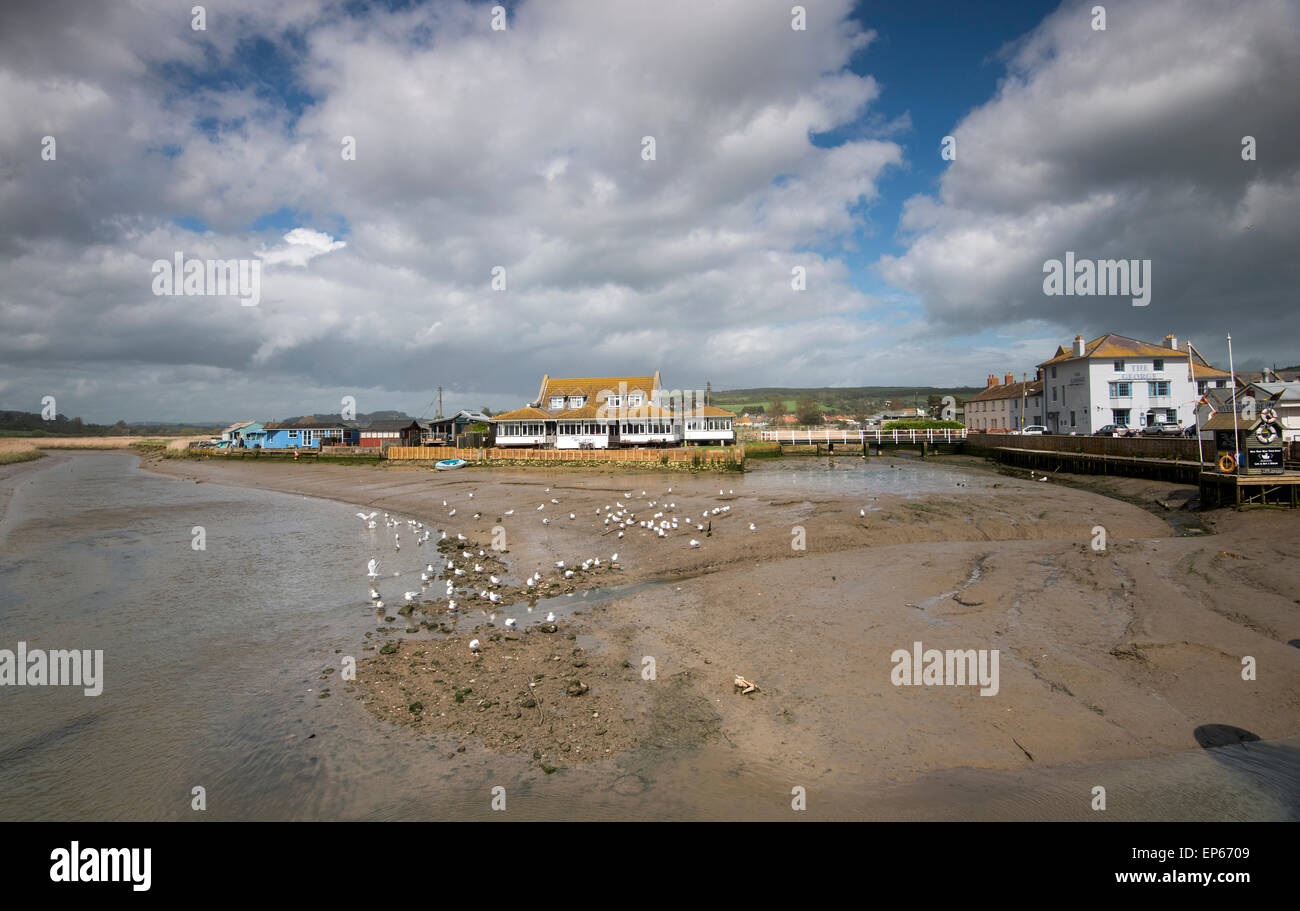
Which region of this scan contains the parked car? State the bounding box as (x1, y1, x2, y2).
(1142, 422, 1182, 436)
(1020, 425, 1047, 435)
(1093, 424, 1122, 437)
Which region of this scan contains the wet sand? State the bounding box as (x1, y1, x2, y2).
(142, 453, 1300, 797)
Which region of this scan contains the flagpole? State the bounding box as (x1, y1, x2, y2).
(1188, 341, 1203, 467)
(1227, 334, 1240, 476)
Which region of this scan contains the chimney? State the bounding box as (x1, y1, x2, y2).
(705, 381, 711, 406)
(1036, 366, 1044, 382)
(987, 374, 997, 388)
(1165, 334, 1177, 349)
(1004, 372, 1014, 386)
(1072, 335, 1085, 357)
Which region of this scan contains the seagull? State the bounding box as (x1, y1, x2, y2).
(356, 511, 376, 521)
(611, 553, 619, 562)
(468, 492, 474, 498)
(469, 639, 481, 653)
(690, 539, 701, 547)
(537, 504, 545, 511)
(504, 509, 514, 516)
(490, 575, 500, 585)
(569, 513, 576, 520)
(374, 600, 384, 609)
(749, 523, 756, 531)
(369, 588, 380, 600)
(489, 592, 501, 603)
(449, 508, 456, 516)
(504, 617, 516, 629)
(556, 561, 565, 567)
(404, 591, 419, 602)
(367, 558, 379, 579)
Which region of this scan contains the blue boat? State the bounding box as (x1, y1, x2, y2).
(434, 459, 468, 471)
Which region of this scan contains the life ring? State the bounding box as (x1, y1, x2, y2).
(1254, 423, 1279, 445)
(1259, 407, 1278, 424)
(1218, 453, 1236, 473)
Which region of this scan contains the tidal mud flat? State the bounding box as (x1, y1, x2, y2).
(142, 451, 1300, 808)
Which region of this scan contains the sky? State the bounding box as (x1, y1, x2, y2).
(1, 0, 1297, 423)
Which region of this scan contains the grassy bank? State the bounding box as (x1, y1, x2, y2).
(0, 449, 46, 465)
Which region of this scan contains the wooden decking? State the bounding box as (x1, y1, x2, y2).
(1199, 471, 1300, 508)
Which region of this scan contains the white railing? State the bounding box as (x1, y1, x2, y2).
(759, 428, 968, 444)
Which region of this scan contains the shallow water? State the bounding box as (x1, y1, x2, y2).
(742, 454, 991, 497)
(0, 453, 1294, 820)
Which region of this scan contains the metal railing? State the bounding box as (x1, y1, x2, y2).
(759, 428, 968, 444)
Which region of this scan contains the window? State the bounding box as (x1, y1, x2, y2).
(1113, 360, 1124, 371)
(1070, 411, 1076, 427)
(1051, 387, 1057, 401)
(1153, 358, 1164, 371)
(606, 395, 621, 408)
(1051, 366, 1057, 379)
(1113, 409, 1130, 426)
(627, 393, 643, 406)
(550, 396, 565, 409)
(1197, 380, 1207, 394)
(1109, 382, 1131, 398)
(568, 396, 585, 408)
(1148, 381, 1170, 397)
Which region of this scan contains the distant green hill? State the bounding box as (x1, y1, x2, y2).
(711, 386, 983, 415)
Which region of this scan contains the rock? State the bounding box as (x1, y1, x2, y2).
(566, 679, 589, 697)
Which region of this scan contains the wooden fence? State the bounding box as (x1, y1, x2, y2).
(384, 445, 743, 464)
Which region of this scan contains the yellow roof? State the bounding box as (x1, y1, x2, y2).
(536, 375, 659, 406)
(1039, 334, 1192, 367)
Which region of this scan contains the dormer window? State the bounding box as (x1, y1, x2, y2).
(627, 393, 643, 406)
(549, 396, 565, 409)
(568, 396, 585, 408)
(606, 395, 621, 408)
(1153, 359, 1163, 371)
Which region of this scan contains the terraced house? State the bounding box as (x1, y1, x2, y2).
(491, 373, 736, 449)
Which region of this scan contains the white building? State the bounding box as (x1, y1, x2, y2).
(491, 373, 735, 448)
(1036, 334, 1232, 434)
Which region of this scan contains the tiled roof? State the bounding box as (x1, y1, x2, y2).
(967, 380, 1043, 403)
(490, 407, 551, 421)
(363, 420, 419, 432)
(264, 422, 345, 430)
(1039, 334, 1191, 367)
(535, 375, 658, 406)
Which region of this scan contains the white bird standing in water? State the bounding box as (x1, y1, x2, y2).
(504, 617, 516, 629)
(367, 558, 379, 579)
(369, 587, 380, 600)
(546, 612, 555, 622)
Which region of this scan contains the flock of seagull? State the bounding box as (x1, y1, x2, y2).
(352, 483, 760, 650)
(348, 481, 926, 654)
